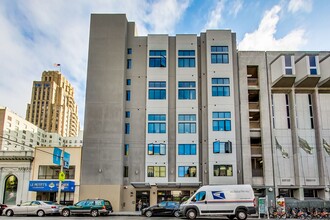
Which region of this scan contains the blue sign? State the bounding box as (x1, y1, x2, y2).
(53, 147, 62, 165)
(29, 180, 75, 192)
(63, 152, 70, 169)
(212, 191, 226, 200)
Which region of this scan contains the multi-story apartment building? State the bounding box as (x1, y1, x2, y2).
(0, 106, 83, 205)
(0, 106, 83, 151)
(81, 14, 330, 211)
(26, 71, 80, 137)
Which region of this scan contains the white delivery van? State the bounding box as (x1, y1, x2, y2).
(179, 185, 256, 220)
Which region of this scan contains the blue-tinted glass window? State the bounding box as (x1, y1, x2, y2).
(212, 112, 231, 131)
(285, 55, 292, 67)
(178, 50, 195, 56)
(149, 50, 166, 67)
(212, 81, 230, 95)
(149, 81, 166, 100)
(148, 114, 166, 121)
(211, 46, 229, 64)
(178, 58, 195, 67)
(149, 81, 166, 87)
(148, 114, 166, 134)
(178, 144, 197, 155)
(126, 79, 131, 85)
(148, 143, 166, 155)
(178, 114, 196, 133)
(310, 69, 318, 75)
(127, 59, 132, 69)
(125, 123, 130, 134)
(309, 56, 316, 67)
(178, 114, 196, 121)
(126, 90, 131, 101)
(127, 48, 132, 54)
(178, 81, 196, 100)
(125, 111, 130, 118)
(178, 166, 197, 177)
(213, 141, 232, 153)
(124, 144, 129, 156)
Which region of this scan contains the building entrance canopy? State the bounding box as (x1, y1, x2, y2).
(29, 180, 75, 192)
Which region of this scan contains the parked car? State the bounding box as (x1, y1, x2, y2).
(142, 201, 180, 217)
(60, 199, 113, 217)
(1, 204, 8, 216)
(3, 201, 61, 217)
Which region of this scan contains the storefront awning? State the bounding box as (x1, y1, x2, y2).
(156, 182, 201, 188)
(130, 182, 151, 188)
(29, 180, 75, 192)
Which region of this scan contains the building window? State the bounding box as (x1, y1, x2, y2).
(126, 90, 131, 101)
(213, 141, 232, 153)
(178, 166, 196, 177)
(309, 56, 317, 75)
(211, 46, 229, 64)
(125, 123, 130, 134)
(178, 81, 196, 100)
(127, 79, 131, 85)
(124, 144, 129, 156)
(148, 114, 166, 133)
(38, 166, 75, 179)
(212, 78, 230, 96)
(285, 94, 291, 129)
(127, 59, 132, 69)
(284, 55, 293, 75)
(214, 165, 233, 176)
(178, 114, 196, 134)
(124, 166, 128, 177)
(178, 144, 196, 155)
(125, 111, 130, 118)
(148, 143, 166, 155)
(127, 48, 132, 54)
(149, 50, 166, 67)
(149, 81, 166, 100)
(178, 50, 195, 67)
(308, 94, 314, 129)
(212, 112, 231, 131)
(3, 175, 18, 205)
(147, 166, 166, 177)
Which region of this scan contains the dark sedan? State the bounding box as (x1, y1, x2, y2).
(142, 201, 180, 217)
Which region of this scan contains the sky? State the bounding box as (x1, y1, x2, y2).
(0, 0, 330, 130)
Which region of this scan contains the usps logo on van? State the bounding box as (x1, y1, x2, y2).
(212, 191, 226, 200)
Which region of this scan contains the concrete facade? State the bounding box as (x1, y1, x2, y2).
(81, 14, 330, 211)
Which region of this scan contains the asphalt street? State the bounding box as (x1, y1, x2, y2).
(0, 216, 261, 220)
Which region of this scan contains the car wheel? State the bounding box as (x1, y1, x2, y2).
(91, 209, 99, 217)
(62, 209, 70, 217)
(186, 209, 197, 219)
(6, 209, 14, 217)
(236, 210, 247, 220)
(37, 210, 45, 217)
(145, 210, 152, 217)
(174, 210, 180, 217)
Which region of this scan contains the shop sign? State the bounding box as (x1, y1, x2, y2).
(28, 180, 75, 192)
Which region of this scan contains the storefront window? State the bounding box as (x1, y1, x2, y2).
(3, 175, 18, 205)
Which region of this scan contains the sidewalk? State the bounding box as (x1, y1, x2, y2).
(109, 211, 142, 216)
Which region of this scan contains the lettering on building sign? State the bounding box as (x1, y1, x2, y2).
(281, 178, 291, 182)
(306, 179, 316, 182)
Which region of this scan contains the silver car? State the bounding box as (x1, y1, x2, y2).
(3, 201, 61, 217)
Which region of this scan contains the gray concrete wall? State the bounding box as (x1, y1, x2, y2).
(82, 14, 128, 185)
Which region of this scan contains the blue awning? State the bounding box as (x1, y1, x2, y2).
(29, 180, 75, 192)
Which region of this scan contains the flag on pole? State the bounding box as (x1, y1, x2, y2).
(323, 139, 330, 156)
(53, 63, 61, 67)
(298, 136, 313, 154)
(275, 138, 289, 158)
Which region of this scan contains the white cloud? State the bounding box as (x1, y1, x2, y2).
(203, 0, 226, 30)
(238, 5, 307, 50)
(230, 0, 243, 17)
(288, 0, 312, 13)
(0, 0, 190, 129)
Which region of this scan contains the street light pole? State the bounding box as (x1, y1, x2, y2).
(57, 147, 65, 204)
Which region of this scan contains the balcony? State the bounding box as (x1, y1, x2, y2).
(248, 78, 259, 87)
(251, 145, 262, 156)
(269, 54, 296, 87)
(295, 54, 321, 87)
(318, 54, 330, 87)
(249, 102, 260, 111)
(249, 121, 260, 130)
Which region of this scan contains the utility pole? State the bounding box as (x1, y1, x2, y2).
(57, 146, 65, 204)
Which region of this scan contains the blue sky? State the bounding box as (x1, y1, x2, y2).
(0, 0, 329, 129)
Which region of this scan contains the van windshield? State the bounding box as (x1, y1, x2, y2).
(193, 191, 206, 201)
